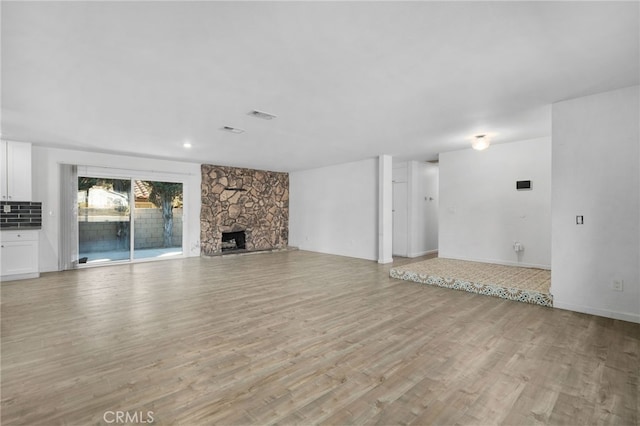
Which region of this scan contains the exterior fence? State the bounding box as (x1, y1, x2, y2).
(79, 208, 183, 252)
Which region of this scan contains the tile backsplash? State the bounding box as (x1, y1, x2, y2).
(0, 201, 42, 229)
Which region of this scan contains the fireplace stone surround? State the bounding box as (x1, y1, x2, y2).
(200, 164, 289, 256)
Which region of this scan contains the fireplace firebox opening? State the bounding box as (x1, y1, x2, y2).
(221, 231, 246, 252)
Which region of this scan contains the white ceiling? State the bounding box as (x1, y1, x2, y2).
(2, 1, 638, 172)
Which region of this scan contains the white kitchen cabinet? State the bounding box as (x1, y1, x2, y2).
(1, 140, 32, 201)
(1, 230, 39, 281)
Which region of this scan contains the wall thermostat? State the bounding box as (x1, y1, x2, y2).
(516, 180, 532, 190)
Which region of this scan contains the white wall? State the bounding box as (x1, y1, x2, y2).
(552, 86, 639, 323)
(289, 158, 378, 261)
(439, 137, 551, 268)
(31, 147, 202, 272)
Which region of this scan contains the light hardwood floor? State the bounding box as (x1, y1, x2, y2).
(1, 251, 638, 425)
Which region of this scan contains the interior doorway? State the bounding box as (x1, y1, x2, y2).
(391, 161, 439, 259)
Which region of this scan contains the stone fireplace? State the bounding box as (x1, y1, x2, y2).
(200, 164, 289, 256)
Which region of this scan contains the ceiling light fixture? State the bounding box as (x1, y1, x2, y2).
(472, 134, 491, 151)
(249, 110, 277, 120)
(183, 142, 192, 148)
(221, 126, 245, 134)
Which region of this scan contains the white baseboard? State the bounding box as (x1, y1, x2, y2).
(378, 257, 394, 264)
(554, 301, 640, 324)
(439, 255, 551, 270)
(408, 249, 438, 258)
(297, 246, 378, 262)
(1, 272, 40, 282)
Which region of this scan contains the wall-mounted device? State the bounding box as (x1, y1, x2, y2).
(576, 215, 584, 225)
(516, 180, 532, 190)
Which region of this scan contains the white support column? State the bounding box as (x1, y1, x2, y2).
(407, 160, 416, 257)
(378, 154, 393, 264)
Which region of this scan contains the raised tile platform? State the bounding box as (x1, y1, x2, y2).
(390, 258, 552, 307)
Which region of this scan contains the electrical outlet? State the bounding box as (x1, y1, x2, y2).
(611, 280, 624, 292)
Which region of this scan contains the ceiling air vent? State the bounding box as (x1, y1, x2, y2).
(249, 110, 277, 120)
(221, 126, 245, 134)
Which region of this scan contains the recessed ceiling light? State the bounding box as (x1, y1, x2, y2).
(183, 142, 192, 148)
(249, 110, 277, 120)
(221, 126, 245, 134)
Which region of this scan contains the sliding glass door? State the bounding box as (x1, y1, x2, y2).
(77, 176, 182, 265)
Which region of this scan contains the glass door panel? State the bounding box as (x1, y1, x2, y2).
(133, 180, 183, 260)
(78, 177, 131, 264)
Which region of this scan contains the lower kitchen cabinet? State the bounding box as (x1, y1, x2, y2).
(1, 230, 39, 281)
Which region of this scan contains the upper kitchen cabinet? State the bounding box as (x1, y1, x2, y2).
(0, 141, 32, 201)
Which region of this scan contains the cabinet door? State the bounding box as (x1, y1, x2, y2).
(0, 140, 7, 200)
(1, 241, 38, 276)
(6, 142, 32, 201)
